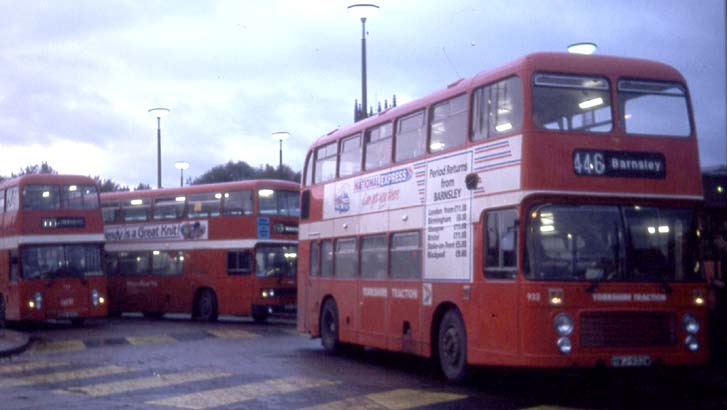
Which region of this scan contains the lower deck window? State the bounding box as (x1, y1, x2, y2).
(390, 232, 422, 279)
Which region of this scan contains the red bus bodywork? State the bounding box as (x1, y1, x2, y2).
(298, 52, 708, 380)
(101, 180, 299, 323)
(0, 174, 108, 324)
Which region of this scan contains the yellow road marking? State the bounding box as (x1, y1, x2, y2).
(206, 329, 257, 339)
(0, 365, 132, 387)
(0, 361, 67, 375)
(303, 389, 468, 410)
(58, 370, 230, 396)
(126, 335, 178, 345)
(148, 376, 337, 409)
(32, 340, 86, 352)
(367, 389, 468, 409)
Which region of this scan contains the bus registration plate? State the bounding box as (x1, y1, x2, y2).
(610, 355, 651, 367)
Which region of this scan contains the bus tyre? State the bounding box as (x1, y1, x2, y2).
(71, 318, 85, 327)
(196, 289, 218, 322)
(252, 306, 269, 324)
(438, 309, 467, 382)
(320, 299, 340, 353)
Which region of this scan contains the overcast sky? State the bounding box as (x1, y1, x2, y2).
(0, 0, 724, 187)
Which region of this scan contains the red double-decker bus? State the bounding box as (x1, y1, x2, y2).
(101, 179, 299, 323)
(298, 52, 708, 381)
(0, 174, 107, 326)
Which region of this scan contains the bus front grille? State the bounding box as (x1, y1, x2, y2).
(579, 311, 676, 348)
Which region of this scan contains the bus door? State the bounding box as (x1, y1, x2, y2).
(6, 250, 21, 319)
(477, 209, 520, 354)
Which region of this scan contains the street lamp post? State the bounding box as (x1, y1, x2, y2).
(271, 132, 290, 176)
(348, 3, 379, 121)
(148, 107, 170, 189)
(175, 161, 190, 187)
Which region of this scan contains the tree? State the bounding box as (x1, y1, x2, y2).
(11, 162, 58, 177)
(192, 160, 299, 185)
(93, 176, 129, 193)
(133, 183, 152, 191)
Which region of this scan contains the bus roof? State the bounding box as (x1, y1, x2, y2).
(100, 179, 299, 202)
(310, 52, 687, 149)
(0, 174, 97, 189)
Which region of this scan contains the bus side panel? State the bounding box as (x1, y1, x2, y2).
(469, 282, 520, 364)
(335, 279, 359, 344)
(358, 279, 388, 350)
(297, 241, 310, 333)
(386, 279, 421, 353)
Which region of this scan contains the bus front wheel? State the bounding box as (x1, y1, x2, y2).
(320, 299, 340, 353)
(195, 289, 218, 322)
(437, 309, 467, 382)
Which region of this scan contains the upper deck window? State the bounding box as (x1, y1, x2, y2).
(618, 80, 691, 137)
(365, 122, 393, 170)
(258, 189, 300, 217)
(472, 76, 523, 140)
(63, 184, 99, 209)
(532, 73, 612, 133)
(153, 196, 185, 220)
(304, 151, 314, 187)
(23, 184, 61, 210)
(223, 190, 253, 216)
(102, 201, 120, 223)
(430, 94, 467, 153)
(121, 198, 151, 222)
(339, 133, 362, 178)
(6, 187, 18, 212)
(188, 193, 221, 218)
(315, 141, 337, 184)
(395, 110, 426, 163)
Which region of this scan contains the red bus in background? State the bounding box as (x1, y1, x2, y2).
(101, 179, 299, 323)
(298, 52, 708, 381)
(0, 174, 107, 326)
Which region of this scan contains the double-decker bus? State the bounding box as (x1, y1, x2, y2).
(298, 52, 708, 381)
(101, 179, 299, 323)
(0, 174, 107, 326)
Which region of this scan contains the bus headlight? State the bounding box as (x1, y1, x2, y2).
(261, 289, 276, 298)
(685, 335, 699, 352)
(557, 337, 572, 355)
(553, 313, 574, 336)
(682, 314, 700, 335)
(91, 289, 105, 306)
(29, 292, 43, 310)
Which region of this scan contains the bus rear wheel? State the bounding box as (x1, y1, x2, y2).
(252, 306, 269, 324)
(320, 299, 340, 353)
(437, 309, 467, 382)
(195, 289, 218, 322)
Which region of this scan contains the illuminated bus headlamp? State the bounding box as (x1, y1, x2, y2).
(685, 335, 699, 352)
(261, 289, 276, 298)
(28, 292, 43, 310)
(692, 290, 706, 307)
(91, 289, 105, 306)
(548, 288, 564, 306)
(682, 314, 700, 335)
(553, 313, 574, 336)
(557, 337, 572, 355)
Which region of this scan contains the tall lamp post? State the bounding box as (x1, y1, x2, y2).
(148, 107, 170, 188)
(271, 132, 290, 176)
(175, 161, 190, 187)
(348, 3, 379, 121)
